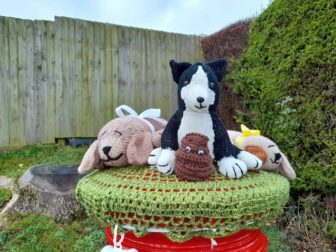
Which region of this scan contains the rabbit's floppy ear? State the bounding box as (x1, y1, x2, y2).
(244, 145, 268, 164)
(127, 132, 154, 165)
(279, 153, 296, 180)
(78, 140, 100, 174)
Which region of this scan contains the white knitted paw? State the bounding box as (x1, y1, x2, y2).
(218, 157, 247, 178)
(147, 147, 162, 167)
(237, 151, 262, 170)
(157, 148, 176, 175)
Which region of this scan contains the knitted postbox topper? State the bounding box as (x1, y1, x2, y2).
(76, 167, 290, 242)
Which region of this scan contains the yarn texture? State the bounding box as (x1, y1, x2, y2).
(76, 167, 289, 242)
(175, 133, 214, 181)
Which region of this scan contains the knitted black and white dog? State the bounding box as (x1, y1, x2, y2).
(148, 59, 262, 178)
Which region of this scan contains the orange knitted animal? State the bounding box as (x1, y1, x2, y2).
(175, 133, 214, 181)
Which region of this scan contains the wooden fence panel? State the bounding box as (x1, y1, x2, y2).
(0, 16, 203, 147)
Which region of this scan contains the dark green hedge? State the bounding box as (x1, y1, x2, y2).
(229, 0, 336, 194)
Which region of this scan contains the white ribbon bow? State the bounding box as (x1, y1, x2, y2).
(115, 105, 163, 133)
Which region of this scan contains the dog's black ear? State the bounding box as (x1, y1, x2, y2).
(206, 58, 227, 82)
(169, 60, 192, 84)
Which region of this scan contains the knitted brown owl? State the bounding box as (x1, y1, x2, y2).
(175, 133, 214, 181)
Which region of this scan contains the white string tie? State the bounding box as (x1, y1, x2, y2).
(115, 105, 164, 133)
(210, 238, 218, 249)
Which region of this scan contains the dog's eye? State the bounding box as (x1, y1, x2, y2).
(185, 146, 191, 152)
(184, 80, 189, 85)
(114, 130, 122, 136)
(198, 149, 204, 155)
(100, 131, 107, 137)
(209, 82, 215, 88)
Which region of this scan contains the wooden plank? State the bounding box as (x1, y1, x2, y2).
(140, 28, 149, 111)
(54, 17, 62, 138)
(167, 33, 178, 116)
(8, 18, 20, 145)
(85, 20, 95, 136)
(25, 19, 36, 145)
(128, 27, 135, 109)
(146, 29, 154, 109)
(79, 19, 91, 136)
(46, 21, 56, 143)
(56, 17, 70, 137)
(104, 23, 113, 121)
(117, 26, 127, 107)
(34, 20, 47, 144)
(159, 31, 170, 118)
(98, 22, 106, 128)
(68, 18, 76, 136)
(80, 20, 91, 137)
(111, 25, 119, 114)
(138, 28, 147, 112)
(152, 30, 161, 110)
(92, 21, 102, 132)
(121, 26, 131, 108)
(195, 36, 204, 61)
(17, 19, 28, 145)
(134, 28, 142, 112)
(0, 17, 10, 146)
(74, 19, 83, 136)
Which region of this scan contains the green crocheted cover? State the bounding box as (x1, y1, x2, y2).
(76, 166, 289, 242)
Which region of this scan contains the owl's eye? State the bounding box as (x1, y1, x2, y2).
(209, 82, 215, 88)
(185, 146, 191, 152)
(198, 149, 204, 155)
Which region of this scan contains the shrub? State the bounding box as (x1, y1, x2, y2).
(201, 19, 251, 61)
(201, 20, 251, 130)
(229, 0, 336, 194)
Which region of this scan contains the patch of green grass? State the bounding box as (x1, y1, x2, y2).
(0, 188, 12, 209)
(262, 225, 291, 251)
(0, 144, 87, 180)
(0, 214, 105, 252)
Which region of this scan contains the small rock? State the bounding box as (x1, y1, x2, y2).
(0, 176, 16, 191)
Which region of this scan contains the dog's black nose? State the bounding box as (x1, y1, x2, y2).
(197, 97, 204, 103)
(274, 153, 282, 162)
(102, 146, 112, 155)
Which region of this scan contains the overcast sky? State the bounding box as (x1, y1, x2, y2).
(0, 0, 270, 35)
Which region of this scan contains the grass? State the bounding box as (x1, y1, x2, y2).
(0, 188, 12, 209)
(0, 214, 105, 252)
(0, 144, 291, 250)
(262, 225, 291, 251)
(0, 144, 87, 180)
